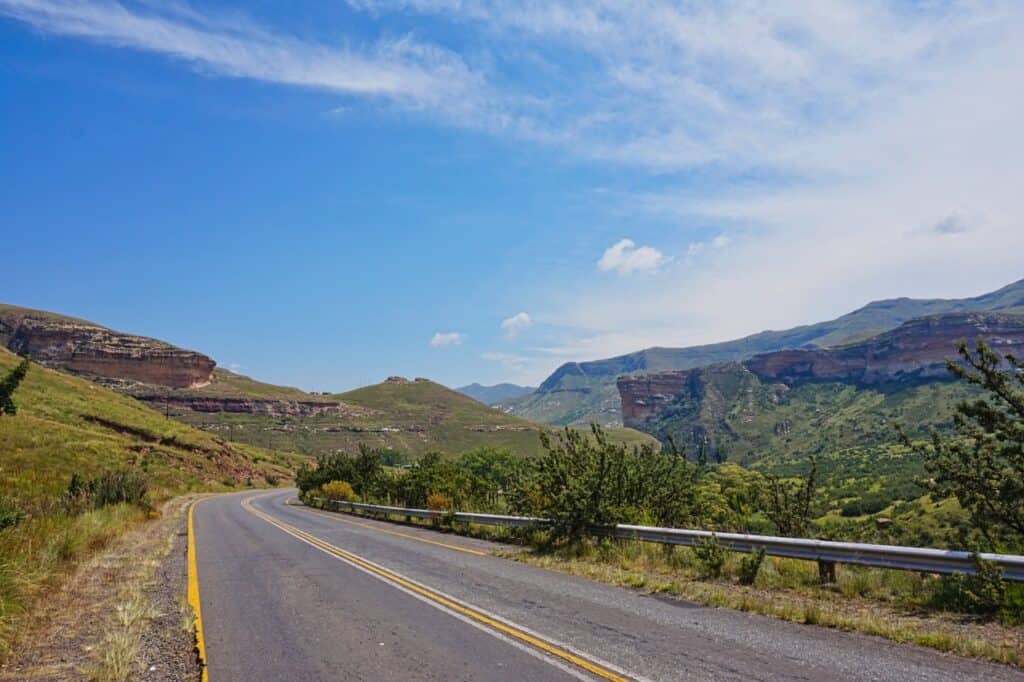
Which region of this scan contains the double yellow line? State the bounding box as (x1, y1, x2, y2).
(297, 503, 488, 556)
(242, 495, 630, 682)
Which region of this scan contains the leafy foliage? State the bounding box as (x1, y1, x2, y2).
(905, 340, 1024, 548)
(64, 470, 150, 511)
(0, 498, 25, 531)
(737, 546, 766, 585)
(765, 457, 817, 536)
(321, 480, 355, 502)
(0, 357, 29, 416)
(523, 425, 701, 541)
(692, 534, 727, 578)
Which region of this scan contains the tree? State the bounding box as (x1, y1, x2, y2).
(765, 457, 817, 536)
(0, 358, 30, 416)
(524, 424, 701, 541)
(904, 340, 1024, 548)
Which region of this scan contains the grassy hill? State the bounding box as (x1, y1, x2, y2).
(0, 349, 297, 505)
(166, 376, 656, 458)
(506, 278, 1024, 426)
(0, 348, 299, 656)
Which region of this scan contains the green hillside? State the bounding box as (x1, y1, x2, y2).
(506, 278, 1024, 426)
(168, 376, 656, 458)
(0, 349, 300, 656)
(0, 349, 297, 505)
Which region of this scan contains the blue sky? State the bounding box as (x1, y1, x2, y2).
(2, 1, 1023, 391)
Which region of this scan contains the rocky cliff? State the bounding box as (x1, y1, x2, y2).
(0, 305, 215, 388)
(619, 312, 1024, 431)
(133, 394, 371, 418)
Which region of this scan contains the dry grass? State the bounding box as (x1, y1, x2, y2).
(0, 496, 195, 680)
(318, 504, 1023, 667)
(507, 540, 1023, 667)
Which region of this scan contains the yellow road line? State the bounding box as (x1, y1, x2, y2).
(242, 496, 628, 682)
(297, 504, 489, 557)
(187, 501, 209, 682)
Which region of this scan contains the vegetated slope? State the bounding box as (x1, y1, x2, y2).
(0, 303, 653, 458)
(614, 312, 1024, 544)
(0, 348, 299, 659)
(165, 375, 656, 458)
(456, 382, 536, 405)
(506, 277, 1024, 427)
(0, 348, 296, 506)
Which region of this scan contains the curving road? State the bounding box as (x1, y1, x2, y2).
(191, 490, 1022, 681)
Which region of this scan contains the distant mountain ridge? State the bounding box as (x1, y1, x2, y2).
(504, 278, 1024, 426)
(456, 382, 536, 405)
(613, 312, 1024, 473)
(0, 303, 654, 457)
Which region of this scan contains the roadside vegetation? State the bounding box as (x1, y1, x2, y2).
(0, 349, 298, 661)
(297, 340, 1024, 661)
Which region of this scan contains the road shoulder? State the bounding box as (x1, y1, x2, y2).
(0, 495, 202, 681)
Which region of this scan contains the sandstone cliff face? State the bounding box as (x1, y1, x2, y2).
(619, 312, 1024, 429)
(134, 394, 368, 418)
(618, 370, 702, 427)
(744, 312, 1024, 384)
(0, 307, 215, 388)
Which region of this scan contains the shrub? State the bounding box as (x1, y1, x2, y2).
(0, 357, 29, 417)
(527, 424, 700, 542)
(64, 470, 149, 511)
(321, 480, 356, 502)
(426, 492, 452, 511)
(928, 555, 1024, 624)
(765, 457, 817, 536)
(264, 473, 280, 486)
(738, 546, 766, 585)
(693, 534, 727, 578)
(0, 497, 25, 531)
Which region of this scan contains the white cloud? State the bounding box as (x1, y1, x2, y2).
(597, 238, 665, 275)
(0, 0, 482, 116)
(928, 212, 971, 236)
(500, 311, 533, 337)
(429, 331, 464, 347)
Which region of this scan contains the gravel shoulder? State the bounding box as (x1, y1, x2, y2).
(0, 495, 202, 681)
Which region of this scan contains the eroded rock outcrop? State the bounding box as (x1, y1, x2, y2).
(619, 312, 1024, 429)
(744, 312, 1024, 384)
(133, 394, 369, 418)
(0, 306, 215, 388)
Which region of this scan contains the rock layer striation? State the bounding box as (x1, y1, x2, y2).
(0, 306, 215, 388)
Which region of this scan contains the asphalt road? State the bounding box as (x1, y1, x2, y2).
(192, 490, 1023, 681)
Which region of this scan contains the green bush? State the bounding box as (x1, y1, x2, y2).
(737, 546, 766, 585)
(693, 534, 726, 578)
(64, 470, 149, 511)
(0, 498, 25, 531)
(928, 556, 1024, 624)
(524, 424, 701, 542)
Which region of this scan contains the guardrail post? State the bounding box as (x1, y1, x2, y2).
(818, 560, 837, 584)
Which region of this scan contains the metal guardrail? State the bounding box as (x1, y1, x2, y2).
(309, 497, 1024, 580)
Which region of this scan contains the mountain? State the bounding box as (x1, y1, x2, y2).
(616, 312, 1024, 464)
(0, 305, 654, 458)
(506, 278, 1024, 427)
(456, 382, 537, 405)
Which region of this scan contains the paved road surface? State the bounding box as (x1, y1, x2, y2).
(191, 490, 1023, 681)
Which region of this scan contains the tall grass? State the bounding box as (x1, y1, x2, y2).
(0, 504, 144, 658)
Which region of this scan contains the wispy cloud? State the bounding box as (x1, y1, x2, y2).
(0, 0, 480, 111)
(500, 311, 532, 337)
(429, 331, 464, 347)
(597, 238, 664, 275)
